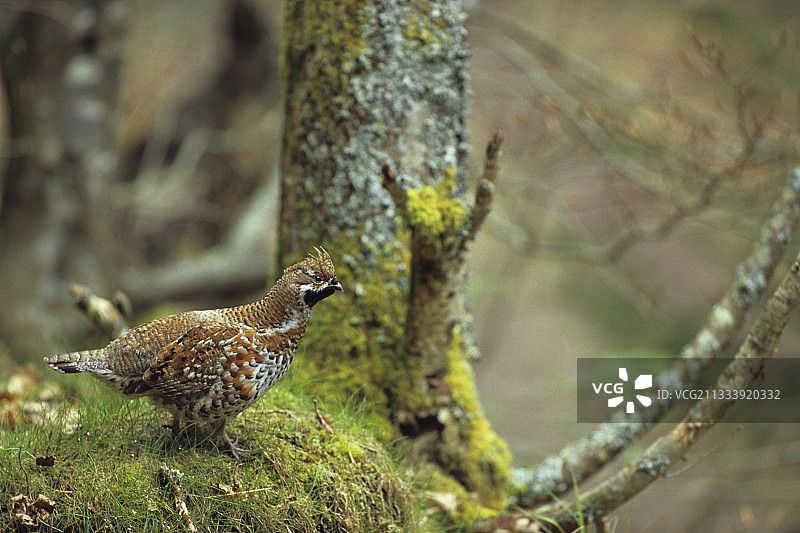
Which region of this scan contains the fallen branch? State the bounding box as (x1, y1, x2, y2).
(158, 463, 198, 533)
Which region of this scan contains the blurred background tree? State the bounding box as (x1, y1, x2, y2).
(0, 0, 283, 355)
(1, 1, 799, 531)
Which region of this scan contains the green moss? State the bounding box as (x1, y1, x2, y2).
(442, 326, 512, 509)
(1, 376, 418, 532)
(406, 166, 468, 241)
(425, 469, 499, 526)
(289, 234, 410, 427)
(281, 0, 371, 139)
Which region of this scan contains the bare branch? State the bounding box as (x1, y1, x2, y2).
(119, 174, 279, 306)
(0, 0, 77, 28)
(380, 161, 407, 212)
(468, 129, 503, 241)
(531, 232, 800, 530)
(474, 10, 783, 274)
(70, 283, 130, 339)
(512, 167, 800, 507)
(158, 463, 198, 533)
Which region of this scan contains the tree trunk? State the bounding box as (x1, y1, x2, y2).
(0, 4, 127, 354)
(279, 0, 510, 506)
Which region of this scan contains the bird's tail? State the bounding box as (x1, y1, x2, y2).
(43, 349, 106, 374)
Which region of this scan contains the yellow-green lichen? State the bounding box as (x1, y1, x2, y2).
(406, 167, 468, 240)
(402, 2, 459, 49)
(443, 325, 513, 509)
(426, 469, 500, 526)
(281, 0, 371, 137)
(289, 232, 410, 426)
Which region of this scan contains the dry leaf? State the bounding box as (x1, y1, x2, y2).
(35, 455, 56, 467)
(11, 493, 56, 530)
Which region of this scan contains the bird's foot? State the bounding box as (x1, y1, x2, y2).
(162, 414, 181, 436)
(223, 432, 250, 460)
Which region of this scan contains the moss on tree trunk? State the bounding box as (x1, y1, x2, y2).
(279, 0, 511, 508)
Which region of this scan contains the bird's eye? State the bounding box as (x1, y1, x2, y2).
(313, 273, 324, 282)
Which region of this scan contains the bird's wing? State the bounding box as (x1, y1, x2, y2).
(143, 325, 259, 397)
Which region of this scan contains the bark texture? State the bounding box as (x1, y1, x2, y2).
(279, 0, 510, 506)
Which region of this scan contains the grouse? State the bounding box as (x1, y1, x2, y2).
(44, 248, 343, 456)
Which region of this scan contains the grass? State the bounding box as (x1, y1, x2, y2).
(0, 372, 421, 532)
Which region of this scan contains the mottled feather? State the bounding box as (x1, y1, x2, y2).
(43, 248, 343, 454)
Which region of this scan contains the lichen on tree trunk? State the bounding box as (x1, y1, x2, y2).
(279, 0, 510, 507)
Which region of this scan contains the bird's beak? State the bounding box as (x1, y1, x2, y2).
(331, 280, 344, 292)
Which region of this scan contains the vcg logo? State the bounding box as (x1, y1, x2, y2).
(591, 367, 653, 414)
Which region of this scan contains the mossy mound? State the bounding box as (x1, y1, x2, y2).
(0, 376, 419, 532)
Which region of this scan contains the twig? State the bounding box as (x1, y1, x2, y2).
(474, 9, 773, 271)
(264, 408, 300, 420)
(468, 129, 503, 241)
(71, 283, 130, 339)
(381, 161, 407, 212)
(158, 463, 198, 533)
(313, 399, 333, 434)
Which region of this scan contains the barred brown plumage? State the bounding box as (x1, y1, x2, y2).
(44, 248, 342, 457)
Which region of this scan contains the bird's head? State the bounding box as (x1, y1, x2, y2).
(284, 247, 343, 307)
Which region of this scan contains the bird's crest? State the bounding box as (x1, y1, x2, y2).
(306, 246, 336, 277)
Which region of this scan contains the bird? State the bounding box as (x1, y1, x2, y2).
(44, 247, 343, 456)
